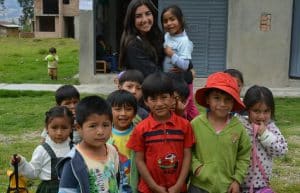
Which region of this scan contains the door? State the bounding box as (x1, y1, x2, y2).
(289, 0, 300, 78)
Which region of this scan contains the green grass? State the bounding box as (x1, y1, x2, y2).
(0, 37, 79, 84)
(0, 90, 299, 192)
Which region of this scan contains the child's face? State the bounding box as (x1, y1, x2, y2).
(162, 10, 182, 35)
(60, 98, 80, 117)
(119, 81, 142, 101)
(77, 114, 112, 149)
(46, 116, 72, 144)
(206, 90, 234, 119)
(112, 105, 136, 131)
(233, 77, 243, 94)
(170, 91, 187, 112)
(135, 5, 154, 35)
(145, 93, 173, 121)
(248, 102, 271, 125)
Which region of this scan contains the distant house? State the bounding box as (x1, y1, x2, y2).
(33, 0, 79, 39)
(0, 21, 20, 37)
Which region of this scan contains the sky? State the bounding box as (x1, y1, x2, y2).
(0, 0, 22, 23)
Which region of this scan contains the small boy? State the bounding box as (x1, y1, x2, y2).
(57, 96, 119, 193)
(41, 84, 81, 144)
(167, 74, 190, 119)
(107, 90, 138, 193)
(127, 72, 195, 193)
(45, 47, 59, 80)
(189, 72, 251, 193)
(117, 70, 149, 125)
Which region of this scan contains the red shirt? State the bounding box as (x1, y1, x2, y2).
(127, 112, 195, 193)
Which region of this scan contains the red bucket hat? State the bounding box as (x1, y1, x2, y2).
(195, 72, 245, 111)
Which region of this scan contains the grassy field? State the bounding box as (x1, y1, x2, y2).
(0, 37, 79, 84)
(0, 90, 299, 192)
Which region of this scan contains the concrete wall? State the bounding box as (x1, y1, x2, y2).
(227, 0, 294, 87)
(79, 9, 95, 83)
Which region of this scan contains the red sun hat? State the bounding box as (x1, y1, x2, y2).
(195, 72, 245, 111)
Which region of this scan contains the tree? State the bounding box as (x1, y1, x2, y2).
(18, 0, 34, 26)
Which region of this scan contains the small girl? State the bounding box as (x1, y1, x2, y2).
(10, 106, 73, 193)
(161, 5, 199, 121)
(237, 85, 288, 193)
(45, 47, 59, 80)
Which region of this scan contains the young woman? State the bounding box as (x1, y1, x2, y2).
(119, 0, 164, 77)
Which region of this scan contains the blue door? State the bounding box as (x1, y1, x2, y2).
(158, 0, 228, 77)
(290, 0, 300, 78)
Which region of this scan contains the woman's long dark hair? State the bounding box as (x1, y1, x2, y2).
(119, 0, 163, 69)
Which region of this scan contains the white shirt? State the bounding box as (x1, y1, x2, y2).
(18, 136, 71, 180)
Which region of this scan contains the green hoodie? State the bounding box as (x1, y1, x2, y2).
(190, 113, 251, 193)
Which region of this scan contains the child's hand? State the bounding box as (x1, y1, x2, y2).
(168, 184, 181, 193)
(227, 180, 240, 193)
(11, 154, 21, 165)
(194, 165, 203, 176)
(164, 46, 174, 57)
(257, 122, 267, 136)
(175, 98, 187, 117)
(152, 185, 168, 193)
(253, 122, 267, 136)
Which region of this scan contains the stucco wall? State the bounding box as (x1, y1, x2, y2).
(79, 9, 95, 83)
(227, 0, 294, 87)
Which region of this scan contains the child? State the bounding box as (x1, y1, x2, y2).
(161, 5, 199, 121)
(167, 74, 190, 118)
(190, 72, 251, 193)
(127, 72, 195, 193)
(41, 84, 81, 144)
(237, 85, 288, 193)
(107, 90, 138, 193)
(118, 69, 149, 125)
(45, 47, 59, 80)
(224, 68, 244, 94)
(11, 106, 73, 193)
(57, 96, 119, 193)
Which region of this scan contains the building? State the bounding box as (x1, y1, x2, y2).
(79, 0, 300, 88)
(0, 21, 20, 37)
(33, 0, 79, 39)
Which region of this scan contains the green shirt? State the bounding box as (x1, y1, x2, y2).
(190, 113, 251, 193)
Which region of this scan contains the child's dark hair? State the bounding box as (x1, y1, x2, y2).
(107, 90, 138, 114)
(119, 70, 144, 85)
(45, 106, 74, 127)
(243, 85, 275, 119)
(142, 72, 174, 99)
(49, 47, 57, 54)
(161, 5, 185, 32)
(224, 68, 244, 85)
(55, 85, 80, 105)
(76, 95, 112, 126)
(174, 79, 189, 101)
(167, 73, 189, 101)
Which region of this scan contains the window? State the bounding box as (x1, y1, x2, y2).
(39, 17, 55, 32)
(43, 0, 58, 14)
(63, 0, 70, 4)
